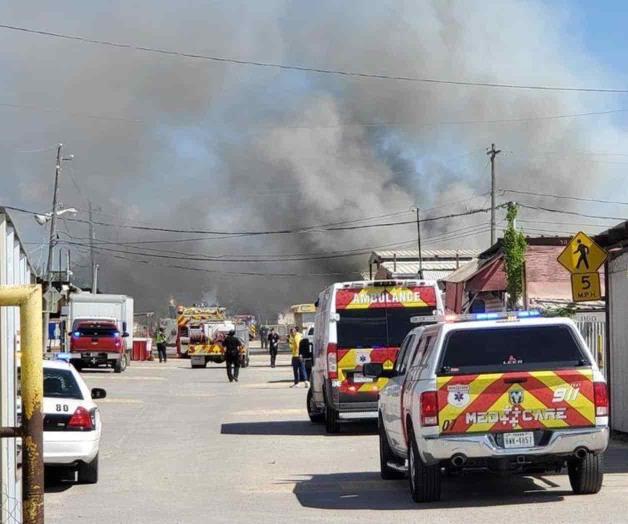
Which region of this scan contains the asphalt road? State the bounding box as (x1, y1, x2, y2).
(45, 352, 628, 524)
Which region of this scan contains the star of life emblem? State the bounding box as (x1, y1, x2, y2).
(447, 384, 470, 408)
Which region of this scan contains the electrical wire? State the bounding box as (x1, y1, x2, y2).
(62, 206, 494, 236)
(501, 188, 628, 206)
(60, 222, 490, 263)
(2, 23, 628, 94)
(517, 203, 626, 222)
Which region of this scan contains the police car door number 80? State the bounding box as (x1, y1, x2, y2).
(503, 431, 534, 449)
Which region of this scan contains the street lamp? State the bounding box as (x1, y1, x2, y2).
(34, 207, 78, 226)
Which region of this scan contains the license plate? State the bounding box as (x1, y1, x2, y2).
(503, 431, 535, 449)
(353, 373, 373, 384)
(191, 356, 205, 365)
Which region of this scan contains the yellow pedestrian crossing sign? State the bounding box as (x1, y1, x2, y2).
(571, 273, 602, 302)
(557, 232, 607, 274)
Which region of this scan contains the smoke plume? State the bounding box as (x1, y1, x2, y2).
(1, 0, 627, 318)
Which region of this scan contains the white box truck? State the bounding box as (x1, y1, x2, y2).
(66, 293, 134, 372)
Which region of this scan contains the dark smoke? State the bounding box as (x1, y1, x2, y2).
(1, 0, 626, 318)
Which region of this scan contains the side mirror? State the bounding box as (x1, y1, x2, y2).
(91, 388, 107, 400)
(122, 332, 130, 338)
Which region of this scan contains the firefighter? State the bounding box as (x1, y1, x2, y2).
(224, 330, 243, 383)
(156, 328, 167, 363)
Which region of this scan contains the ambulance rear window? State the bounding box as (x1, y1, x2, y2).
(439, 324, 589, 374)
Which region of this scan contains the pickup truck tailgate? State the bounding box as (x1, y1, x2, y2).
(437, 369, 595, 434)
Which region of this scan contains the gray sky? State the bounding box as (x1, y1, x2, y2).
(1, 0, 627, 317)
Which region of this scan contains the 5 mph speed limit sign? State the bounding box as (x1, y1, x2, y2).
(571, 272, 602, 302)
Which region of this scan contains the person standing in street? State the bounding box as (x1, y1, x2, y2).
(156, 328, 167, 363)
(288, 327, 307, 387)
(224, 330, 243, 383)
(268, 327, 280, 368)
(260, 325, 268, 349)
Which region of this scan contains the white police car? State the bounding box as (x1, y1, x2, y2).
(42, 360, 106, 483)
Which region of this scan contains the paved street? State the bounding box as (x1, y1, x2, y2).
(44, 352, 628, 524)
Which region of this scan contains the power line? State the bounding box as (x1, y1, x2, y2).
(517, 203, 626, 222)
(501, 188, 628, 206)
(2, 23, 628, 94)
(70, 243, 356, 278)
(3, 98, 627, 128)
(61, 222, 491, 263)
(62, 206, 494, 236)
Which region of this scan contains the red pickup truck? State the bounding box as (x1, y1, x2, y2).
(69, 320, 130, 373)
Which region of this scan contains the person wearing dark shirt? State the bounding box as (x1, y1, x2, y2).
(223, 330, 243, 383)
(268, 328, 280, 368)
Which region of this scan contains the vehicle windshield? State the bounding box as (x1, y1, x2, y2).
(337, 306, 435, 348)
(439, 324, 590, 374)
(76, 325, 119, 337)
(44, 368, 84, 400)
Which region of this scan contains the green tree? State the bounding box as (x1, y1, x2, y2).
(503, 202, 527, 309)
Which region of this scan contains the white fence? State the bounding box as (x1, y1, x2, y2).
(575, 314, 606, 376)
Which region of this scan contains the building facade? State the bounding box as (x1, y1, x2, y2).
(0, 209, 36, 523)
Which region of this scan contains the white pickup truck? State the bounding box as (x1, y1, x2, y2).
(366, 312, 609, 502)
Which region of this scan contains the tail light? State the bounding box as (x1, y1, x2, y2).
(327, 343, 337, 379)
(594, 382, 609, 417)
(67, 406, 95, 431)
(420, 391, 439, 426)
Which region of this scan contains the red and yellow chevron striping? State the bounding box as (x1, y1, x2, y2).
(436, 370, 595, 434)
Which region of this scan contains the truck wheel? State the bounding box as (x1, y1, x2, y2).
(379, 415, 404, 480)
(307, 387, 324, 423)
(408, 430, 441, 502)
(324, 400, 340, 434)
(77, 453, 99, 484)
(113, 358, 123, 373)
(568, 453, 603, 494)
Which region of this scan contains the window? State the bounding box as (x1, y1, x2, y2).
(43, 369, 83, 400)
(409, 336, 428, 367)
(336, 306, 434, 348)
(394, 335, 415, 374)
(75, 325, 119, 337)
(439, 325, 589, 375)
(419, 336, 434, 366)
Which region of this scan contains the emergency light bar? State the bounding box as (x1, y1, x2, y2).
(410, 310, 541, 324)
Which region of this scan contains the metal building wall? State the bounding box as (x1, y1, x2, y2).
(609, 251, 628, 433)
(0, 212, 33, 523)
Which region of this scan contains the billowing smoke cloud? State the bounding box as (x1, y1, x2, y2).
(1, 0, 627, 318)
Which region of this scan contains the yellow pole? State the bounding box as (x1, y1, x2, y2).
(0, 285, 43, 524)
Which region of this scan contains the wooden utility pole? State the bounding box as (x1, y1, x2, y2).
(487, 143, 501, 246)
(415, 207, 424, 279)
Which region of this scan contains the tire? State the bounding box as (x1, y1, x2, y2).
(307, 387, 324, 423)
(324, 398, 340, 434)
(113, 358, 123, 373)
(120, 353, 128, 372)
(568, 453, 603, 494)
(379, 415, 405, 480)
(77, 453, 99, 484)
(408, 429, 441, 502)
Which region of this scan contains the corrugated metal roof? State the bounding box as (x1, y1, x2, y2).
(380, 260, 464, 272)
(441, 259, 481, 283)
(373, 249, 479, 260)
(0, 208, 37, 276)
